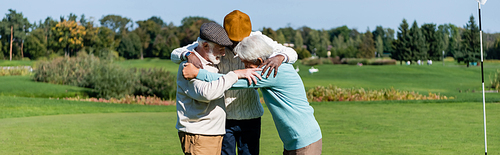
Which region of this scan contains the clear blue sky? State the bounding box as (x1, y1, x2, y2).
(3, 0, 500, 33)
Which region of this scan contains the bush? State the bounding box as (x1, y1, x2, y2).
(306, 85, 450, 102)
(301, 57, 334, 66)
(33, 54, 177, 100)
(33, 53, 102, 86)
(343, 58, 369, 65)
(301, 57, 321, 66)
(134, 68, 176, 100)
(296, 48, 311, 60)
(369, 59, 397, 65)
(341, 58, 396, 65)
(0, 66, 32, 76)
(491, 69, 500, 90)
(86, 64, 136, 99)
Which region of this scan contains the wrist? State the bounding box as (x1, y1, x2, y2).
(183, 51, 192, 61)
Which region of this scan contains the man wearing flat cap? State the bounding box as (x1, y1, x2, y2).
(175, 22, 262, 155)
(172, 10, 298, 155)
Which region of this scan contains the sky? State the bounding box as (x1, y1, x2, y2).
(2, 0, 500, 33)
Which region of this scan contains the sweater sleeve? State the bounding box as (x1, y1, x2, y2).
(196, 69, 224, 82)
(186, 70, 239, 102)
(171, 41, 199, 64)
(195, 68, 275, 89)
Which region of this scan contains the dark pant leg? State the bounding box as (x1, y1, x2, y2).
(235, 118, 261, 155)
(221, 127, 237, 155)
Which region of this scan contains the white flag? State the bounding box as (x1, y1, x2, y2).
(476, 0, 487, 5)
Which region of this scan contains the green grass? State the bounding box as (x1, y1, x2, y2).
(1, 59, 500, 154)
(0, 76, 89, 98)
(114, 58, 179, 73)
(296, 61, 500, 102)
(1, 98, 499, 154)
(0, 60, 34, 66)
(0, 96, 174, 119)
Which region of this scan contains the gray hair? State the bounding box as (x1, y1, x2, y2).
(233, 35, 273, 63)
(197, 37, 215, 49)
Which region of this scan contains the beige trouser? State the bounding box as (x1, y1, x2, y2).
(283, 139, 323, 155)
(178, 131, 224, 155)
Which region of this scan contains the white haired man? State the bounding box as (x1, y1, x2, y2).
(183, 35, 322, 155)
(172, 10, 297, 155)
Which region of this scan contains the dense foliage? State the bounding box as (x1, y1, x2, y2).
(0, 9, 499, 68)
(32, 54, 176, 99)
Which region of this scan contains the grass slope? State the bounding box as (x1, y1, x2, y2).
(0, 76, 88, 98)
(0, 60, 34, 66)
(0, 96, 174, 119)
(114, 58, 179, 73)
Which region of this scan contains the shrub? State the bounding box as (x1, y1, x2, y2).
(343, 58, 369, 65)
(33, 53, 102, 86)
(86, 63, 136, 99)
(0, 66, 32, 76)
(341, 58, 396, 65)
(64, 95, 175, 106)
(369, 59, 397, 65)
(306, 85, 450, 102)
(491, 69, 500, 90)
(134, 68, 177, 100)
(296, 48, 311, 59)
(33, 54, 177, 100)
(301, 57, 321, 66)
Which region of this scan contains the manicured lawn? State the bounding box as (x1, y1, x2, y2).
(1, 99, 499, 154)
(114, 58, 179, 73)
(0, 60, 34, 67)
(0, 76, 89, 98)
(1, 59, 499, 154)
(296, 61, 500, 102)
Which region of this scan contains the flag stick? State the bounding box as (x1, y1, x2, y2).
(478, 2, 487, 155)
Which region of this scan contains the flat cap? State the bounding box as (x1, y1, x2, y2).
(200, 22, 233, 47)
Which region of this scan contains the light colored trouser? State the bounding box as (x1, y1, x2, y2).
(283, 139, 323, 155)
(178, 131, 224, 155)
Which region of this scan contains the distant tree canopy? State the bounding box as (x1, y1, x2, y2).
(0, 9, 498, 65)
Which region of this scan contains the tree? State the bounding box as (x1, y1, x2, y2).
(0, 9, 30, 60)
(24, 28, 47, 59)
(392, 19, 412, 65)
(457, 15, 481, 67)
(375, 35, 383, 57)
(421, 23, 442, 60)
(317, 30, 330, 57)
(307, 30, 320, 56)
(135, 19, 161, 58)
(294, 30, 303, 50)
(178, 16, 213, 46)
(51, 19, 85, 56)
(383, 28, 395, 54)
(276, 31, 286, 44)
(117, 32, 141, 59)
(437, 24, 450, 59)
(277, 25, 295, 43)
(358, 30, 376, 58)
(261, 27, 277, 41)
(409, 20, 427, 61)
(99, 14, 132, 33)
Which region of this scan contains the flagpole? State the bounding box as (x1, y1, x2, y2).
(478, 1, 487, 155)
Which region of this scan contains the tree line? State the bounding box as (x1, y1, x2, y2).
(1, 9, 499, 66)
